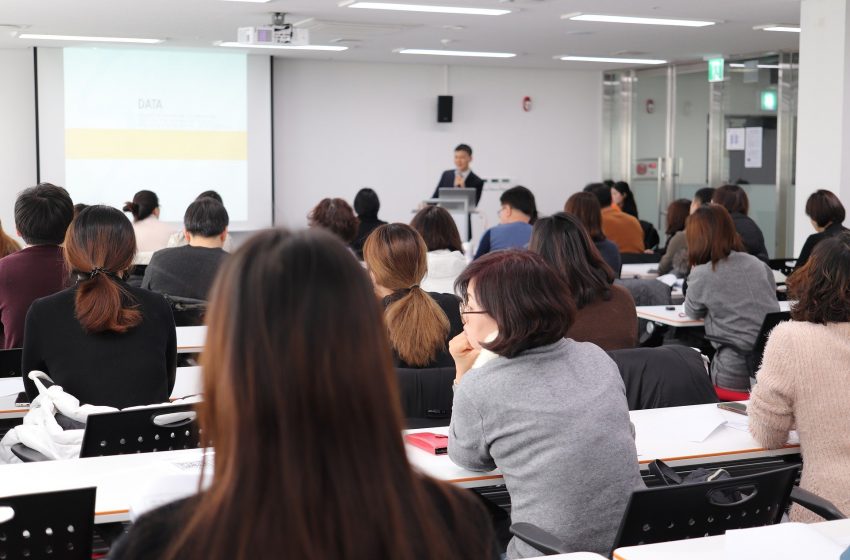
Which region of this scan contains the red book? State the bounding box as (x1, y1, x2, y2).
(405, 432, 449, 455)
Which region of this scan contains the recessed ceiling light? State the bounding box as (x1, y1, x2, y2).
(559, 55, 667, 65)
(217, 41, 348, 51)
(342, 2, 510, 16)
(397, 48, 516, 58)
(18, 33, 164, 44)
(729, 63, 780, 69)
(754, 24, 800, 33)
(563, 13, 715, 27)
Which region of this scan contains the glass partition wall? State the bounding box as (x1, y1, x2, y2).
(601, 53, 798, 257)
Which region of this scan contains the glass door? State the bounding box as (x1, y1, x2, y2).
(632, 68, 668, 233)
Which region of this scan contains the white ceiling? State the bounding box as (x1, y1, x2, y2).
(0, 0, 801, 70)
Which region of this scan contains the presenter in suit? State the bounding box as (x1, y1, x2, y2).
(432, 144, 484, 204)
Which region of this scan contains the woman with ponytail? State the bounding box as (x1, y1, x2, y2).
(123, 189, 174, 252)
(363, 224, 463, 368)
(21, 205, 176, 408)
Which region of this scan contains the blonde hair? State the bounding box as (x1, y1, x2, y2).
(363, 224, 450, 367)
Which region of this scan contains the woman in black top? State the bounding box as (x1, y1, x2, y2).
(350, 188, 387, 259)
(795, 189, 849, 270)
(364, 224, 463, 369)
(109, 229, 497, 560)
(22, 206, 176, 408)
(712, 184, 769, 262)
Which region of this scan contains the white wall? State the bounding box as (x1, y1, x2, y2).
(0, 49, 37, 243)
(273, 59, 602, 228)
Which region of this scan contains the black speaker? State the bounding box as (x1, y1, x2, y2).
(438, 95, 453, 123)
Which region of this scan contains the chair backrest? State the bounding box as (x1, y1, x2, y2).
(0, 487, 96, 560)
(615, 278, 672, 307)
(0, 348, 22, 378)
(608, 346, 719, 410)
(752, 311, 792, 374)
(613, 465, 799, 550)
(79, 403, 201, 458)
(162, 294, 208, 327)
(395, 367, 455, 429)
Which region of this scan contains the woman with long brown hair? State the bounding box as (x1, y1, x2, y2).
(0, 219, 20, 260)
(657, 198, 691, 276)
(110, 228, 498, 560)
(363, 223, 463, 368)
(565, 192, 621, 277)
(410, 205, 467, 294)
(21, 205, 176, 407)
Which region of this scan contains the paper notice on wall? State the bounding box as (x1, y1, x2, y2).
(726, 128, 745, 151)
(745, 127, 763, 168)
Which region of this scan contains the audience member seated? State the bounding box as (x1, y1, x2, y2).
(611, 180, 638, 218)
(123, 190, 174, 252)
(410, 205, 467, 293)
(657, 198, 691, 277)
(689, 186, 715, 214)
(683, 206, 779, 392)
(565, 192, 621, 276)
(585, 183, 644, 254)
(110, 228, 498, 560)
(795, 189, 848, 270)
(712, 184, 769, 262)
(0, 183, 73, 349)
(350, 187, 387, 259)
(363, 224, 462, 368)
(448, 250, 642, 558)
(308, 197, 359, 246)
(750, 234, 850, 522)
(142, 198, 229, 301)
(0, 219, 20, 260)
(474, 186, 537, 259)
(22, 206, 176, 408)
(530, 213, 637, 350)
(166, 191, 235, 252)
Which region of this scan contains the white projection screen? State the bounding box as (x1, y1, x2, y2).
(37, 47, 273, 230)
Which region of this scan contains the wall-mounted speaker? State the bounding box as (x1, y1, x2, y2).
(438, 95, 453, 123)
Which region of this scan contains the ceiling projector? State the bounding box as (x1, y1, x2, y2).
(237, 12, 309, 46)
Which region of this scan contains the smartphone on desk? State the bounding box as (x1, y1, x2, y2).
(717, 402, 748, 416)
(14, 392, 29, 408)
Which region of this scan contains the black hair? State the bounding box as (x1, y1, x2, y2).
(584, 183, 612, 208)
(14, 183, 74, 245)
(197, 190, 224, 205)
(184, 198, 229, 238)
(693, 187, 716, 207)
(500, 186, 538, 223)
(613, 181, 639, 218)
(122, 190, 160, 222)
(353, 188, 381, 219)
(455, 144, 472, 156)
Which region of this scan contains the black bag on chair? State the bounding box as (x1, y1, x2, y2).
(648, 459, 742, 504)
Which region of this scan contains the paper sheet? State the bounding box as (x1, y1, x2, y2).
(725, 523, 844, 559)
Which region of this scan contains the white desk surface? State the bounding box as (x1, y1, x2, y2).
(0, 366, 202, 419)
(405, 402, 800, 489)
(620, 263, 659, 280)
(636, 301, 791, 327)
(176, 325, 206, 353)
(612, 519, 850, 560)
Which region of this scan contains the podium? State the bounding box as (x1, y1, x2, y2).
(424, 189, 476, 242)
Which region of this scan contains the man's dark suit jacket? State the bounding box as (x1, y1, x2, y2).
(432, 170, 484, 205)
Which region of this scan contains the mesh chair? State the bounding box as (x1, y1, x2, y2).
(510, 465, 845, 556)
(162, 294, 208, 327)
(79, 403, 201, 458)
(396, 367, 455, 429)
(0, 487, 95, 560)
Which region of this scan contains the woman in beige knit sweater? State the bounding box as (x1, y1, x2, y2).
(749, 232, 850, 522)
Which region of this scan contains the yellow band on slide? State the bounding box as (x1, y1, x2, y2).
(65, 129, 248, 160)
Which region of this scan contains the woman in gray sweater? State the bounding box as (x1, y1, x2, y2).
(447, 250, 643, 558)
(684, 206, 779, 392)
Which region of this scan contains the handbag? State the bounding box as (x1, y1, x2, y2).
(648, 459, 744, 504)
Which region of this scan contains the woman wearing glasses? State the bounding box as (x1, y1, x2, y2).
(448, 250, 642, 558)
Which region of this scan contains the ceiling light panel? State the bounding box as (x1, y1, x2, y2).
(559, 55, 667, 65)
(18, 33, 164, 44)
(398, 48, 516, 58)
(564, 14, 715, 27)
(343, 2, 511, 16)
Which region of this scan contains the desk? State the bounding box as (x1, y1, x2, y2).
(636, 301, 792, 327)
(612, 519, 850, 560)
(176, 325, 206, 353)
(405, 403, 800, 488)
(620, 263, 659, 280)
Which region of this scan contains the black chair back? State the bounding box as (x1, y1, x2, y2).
(79, 403, 201, 458)
(613, 465, 798, 550)
(0, 487, 96, 559)
(162, 294, 208, 327)
(0, 348, 22, 378)
(752, 311, 792, 374)
(396, 367, 455, 429)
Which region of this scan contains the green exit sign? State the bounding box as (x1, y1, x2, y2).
(761, 90, 778, 111)
(708, 58, 725, 83)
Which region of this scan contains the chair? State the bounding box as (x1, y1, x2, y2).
(640, 220, 660, 251)
(615, 278, 672, 346)
(0, 487, 96, 560)
(0, 348, 22, 378)
(162, 294, 208, 327)
(396, 367, 455, 429)
(608, 346, 719, 410)
(80, 403, 201, 457)
(510, 465, 845, 556)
